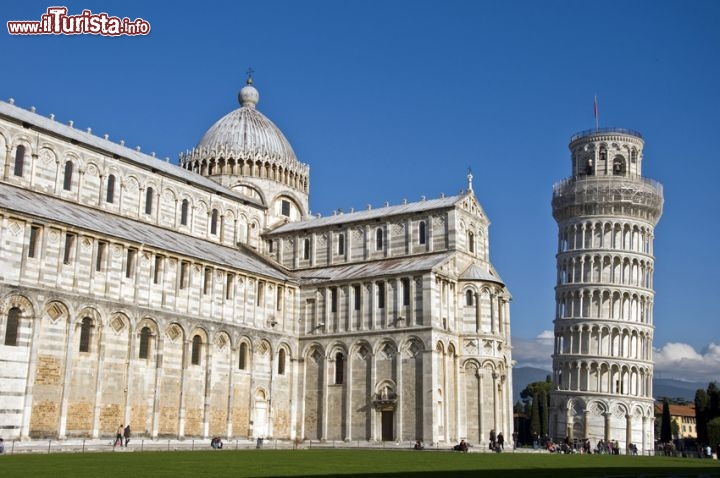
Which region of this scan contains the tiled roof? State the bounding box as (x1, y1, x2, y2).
(294, 252, 454, 283)
(0, 101, 264, 208)
(270, 195, 465, 233)
(459, 263, 505, 285)
(654, 403, 696, 417)
(0, 182, 288, 281)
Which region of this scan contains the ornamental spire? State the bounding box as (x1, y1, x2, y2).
(238, 68, 259, 108)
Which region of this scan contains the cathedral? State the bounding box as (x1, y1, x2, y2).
(0, 78, 513, 445)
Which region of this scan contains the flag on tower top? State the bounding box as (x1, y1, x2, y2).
(594, 95, 599, 130)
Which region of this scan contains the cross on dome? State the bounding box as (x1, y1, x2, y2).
(238, 68, 259, 108)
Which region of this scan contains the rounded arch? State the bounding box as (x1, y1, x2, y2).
(255, 337, 273, 358)
(163, 322, 187, 345)
(1, 292, 36, 317)
(400, 335, 427, 357)
(211, 329, 232, 350)
(189, 326, 209, 343)
(374, 338, 399, 358)
(41, 299, 71, 323)
(231, 181, 267, 206)
(327, 341, 349, 359)
(107, 311, 131, 335)
(161, 186, 178, 202)
(136, 316, 160, 334)
(76, 305, 103, 325)
(236, 334, 254, 370)
(376, 378, 397, 397)
(350, 339, 373, 360)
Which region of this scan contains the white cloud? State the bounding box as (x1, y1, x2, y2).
(536, 330, 554, 340)
(512, 331, 554, 370)
(511, 333, 720, 384)
(654, 342, 720, 383)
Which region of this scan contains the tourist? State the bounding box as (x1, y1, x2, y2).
(123, 424, 131, 448)
(453, 439, 468, 452)
(114, 424, 123, 449)
(497, 432, 504, 450)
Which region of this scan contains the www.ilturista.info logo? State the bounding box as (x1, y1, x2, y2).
(7, 7, 150, 36)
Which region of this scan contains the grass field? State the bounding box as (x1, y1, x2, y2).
(1, 450, 719, 478)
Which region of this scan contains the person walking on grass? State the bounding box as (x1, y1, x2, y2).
(114, 424, 123, 449)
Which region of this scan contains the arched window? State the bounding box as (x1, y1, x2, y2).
(335, 352, 344, 384)
(468, 231, 475, 253)
(191, 334, 202, 365)
(613, 156, 626, 176)
(337, 233, 345, 255)
(466, 290, 474, 306)
(210, 209, 219, 235)
(239, 342, 247, 370)
(419, 221, 426, 245)
(63, 161, 74, 190)
(145, 187, 154, 215)
(14, 145, 25, 177)
(4, 307, 20, 346)
(376, 228, 384, 251)
(79, 317, 92, 352)
(303, 238, 310, 260)
(180, 199, 189, 225)
(139, 326, 151, 359)
(106, 174, 116, 203)
(278, 349, 286, 375)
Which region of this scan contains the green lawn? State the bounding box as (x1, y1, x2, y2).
(0, 450, 718, 478)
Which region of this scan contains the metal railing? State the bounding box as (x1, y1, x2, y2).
(570, 128, 644, 142)
(552, 175, 663, 197)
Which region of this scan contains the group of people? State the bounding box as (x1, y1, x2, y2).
(489, 429, 504, 452)
(452, 439, 469, 452)
(114, 424, 131, 448)
(595, 438, 620, 455)
(210, 437, 223, 449)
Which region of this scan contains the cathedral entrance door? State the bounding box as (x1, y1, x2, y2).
(381, 410, 394, 441)
(253, 400, 268, 438)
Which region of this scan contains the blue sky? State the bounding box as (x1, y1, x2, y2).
(3, 1, 719, 382)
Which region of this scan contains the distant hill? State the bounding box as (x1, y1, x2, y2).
(511, 367, 706, 403)
(654, 378, 707, 402)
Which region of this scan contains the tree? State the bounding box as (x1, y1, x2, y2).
(530, 392, 541, 437)
(538, 389, 549, 437)
(520, 376, 552, 438)
(707, 382, 720, 420)
(708, 417, 720, 451)
(695, 388, 709, 445)
(660, 399, 672, 444)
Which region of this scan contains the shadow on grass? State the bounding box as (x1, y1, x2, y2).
(253, 467, 719, 478)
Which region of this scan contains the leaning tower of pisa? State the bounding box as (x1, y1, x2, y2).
(549, 128, 663, 454)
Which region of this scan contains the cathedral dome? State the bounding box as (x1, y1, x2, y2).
(195, 80, 298, 165)
(179, 78, 309, 197)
